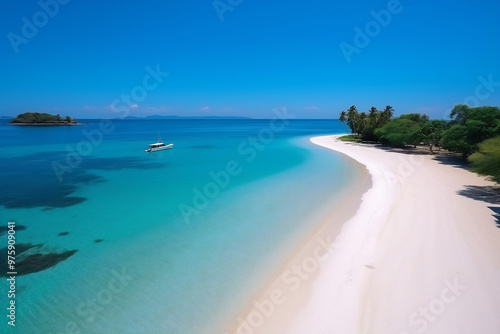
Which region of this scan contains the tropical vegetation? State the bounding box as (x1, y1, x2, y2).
(339, 104, 500, 183)
(11, 112, 76, 124)
(469, 136, 500, 183)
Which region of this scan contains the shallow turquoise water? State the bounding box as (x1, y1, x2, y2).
(0, 119, 361, 333)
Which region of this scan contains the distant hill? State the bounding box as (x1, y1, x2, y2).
(122, 115, 252, 120)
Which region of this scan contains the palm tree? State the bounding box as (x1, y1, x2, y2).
(368, 106, 378, 129)
(380, 105, 394, 126)
(358, 112, 368, 135)
(339, 110, 349, 134)
(346, 105, 359, 136)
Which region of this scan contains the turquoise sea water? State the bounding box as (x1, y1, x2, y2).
(0, 118, 362, 333)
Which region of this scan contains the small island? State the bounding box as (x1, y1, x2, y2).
(10, 112, 78, 125)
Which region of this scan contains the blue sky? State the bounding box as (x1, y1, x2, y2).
(1, 0, 499, 119)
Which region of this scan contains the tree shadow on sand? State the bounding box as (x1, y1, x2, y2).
(376, 145, 436, 156)
(457, 185, 500, 205)
(457, 185, 500, 229)
(488, 206, 500, 228)
(432, 155, 470, 170)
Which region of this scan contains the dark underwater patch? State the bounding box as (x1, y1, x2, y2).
(14, 250, 78, 276)
(0, 243, 78, 277)
(0, 151, 164, 209)
(0, 225, 26, 236)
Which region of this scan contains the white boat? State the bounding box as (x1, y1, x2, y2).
(145, 135, 173, 152)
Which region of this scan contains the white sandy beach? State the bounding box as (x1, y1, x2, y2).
(234, 135, 500, 334)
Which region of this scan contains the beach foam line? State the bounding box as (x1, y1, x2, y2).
(222, 136, 371, 334)
(280, 135, 400, 334)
